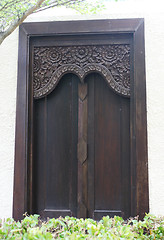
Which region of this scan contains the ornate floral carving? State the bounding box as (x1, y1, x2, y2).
(33, 44, 130, 98)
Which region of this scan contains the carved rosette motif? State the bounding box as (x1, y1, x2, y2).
(33, 44, 131, 98)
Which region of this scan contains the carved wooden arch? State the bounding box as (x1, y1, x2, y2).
(33, 45, 130, 98)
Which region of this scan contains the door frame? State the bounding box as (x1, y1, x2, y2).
(13, 19, 149, 220)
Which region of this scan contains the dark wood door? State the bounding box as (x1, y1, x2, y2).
(33, 72, 130, 220)
(87, 74, 130, 220)
(13, 19, 149, 221)
(33, 74, 79, 218)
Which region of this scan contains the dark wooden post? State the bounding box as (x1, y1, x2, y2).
(77, 83, 88, 218)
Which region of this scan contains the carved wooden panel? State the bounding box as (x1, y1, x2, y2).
(33, 44, 130, 98)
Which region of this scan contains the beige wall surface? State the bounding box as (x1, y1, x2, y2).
(0, 0, 164, 218)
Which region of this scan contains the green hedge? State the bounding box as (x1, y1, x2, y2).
(0, 213, 163, 239)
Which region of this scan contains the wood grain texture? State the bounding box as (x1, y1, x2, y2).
(77, 83, 88, 218)
(33, 74, 78, 218)
(87, 74, 130, 220)
(133, 21, 149, 218)
(21, 19, 144, 35)
(13, 26, 29, 221)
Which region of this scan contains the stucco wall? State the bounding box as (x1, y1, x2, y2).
(0, 0, 164, 218)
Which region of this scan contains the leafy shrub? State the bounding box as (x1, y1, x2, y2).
(0, 213, 163, 239)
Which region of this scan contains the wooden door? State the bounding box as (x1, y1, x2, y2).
(14, 20, 149, 221)
(32, 72, 130, 220)
(87, 74, 130, 220)
(33, 74, 79, 218)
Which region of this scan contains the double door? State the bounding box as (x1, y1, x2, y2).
(33, 72, 130, 220)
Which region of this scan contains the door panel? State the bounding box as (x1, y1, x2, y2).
(33, 74, 78, 218)
(33, 73, 130, 220)
(87, 74, 130, 220)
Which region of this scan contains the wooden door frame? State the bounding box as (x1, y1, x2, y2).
(13, 18, 149, 220)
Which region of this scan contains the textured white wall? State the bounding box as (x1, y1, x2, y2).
(0, 29, 18, 219)
(0, 0, 164, 218)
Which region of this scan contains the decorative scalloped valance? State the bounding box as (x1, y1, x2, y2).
(33, 44, 130, 98)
